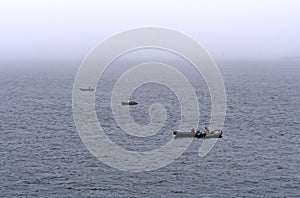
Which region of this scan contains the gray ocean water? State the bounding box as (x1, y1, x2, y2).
(0, 60, 299, 197)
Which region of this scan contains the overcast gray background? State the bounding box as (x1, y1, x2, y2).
(0, 0, 299, 62)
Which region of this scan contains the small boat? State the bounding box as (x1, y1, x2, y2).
(80, 86, 95, 91)
(121, 101, 138, 105)
(173, 130, 223, 139)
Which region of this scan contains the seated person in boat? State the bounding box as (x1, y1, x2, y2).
(196, 129, 202, 136)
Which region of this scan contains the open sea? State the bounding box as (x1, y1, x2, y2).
(0, 60, 299, 197)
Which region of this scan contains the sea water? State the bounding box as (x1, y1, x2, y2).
(0, 60, 299, 197)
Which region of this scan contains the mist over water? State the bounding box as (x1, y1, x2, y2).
(0, 60, 299, 197)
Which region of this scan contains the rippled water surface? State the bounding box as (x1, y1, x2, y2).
(0, 60, 299, 197)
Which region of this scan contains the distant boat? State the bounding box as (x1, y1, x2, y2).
(80, 86, 95, 91)
(173, 130, 223, 139)
(121, 101, 138, 105)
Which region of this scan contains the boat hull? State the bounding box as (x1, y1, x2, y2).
(80, 88, 95, 91)
(173, 130, 222, 139)
(121, 101, 138, 105)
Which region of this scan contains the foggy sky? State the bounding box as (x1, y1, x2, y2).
(0, 0, 299, 61)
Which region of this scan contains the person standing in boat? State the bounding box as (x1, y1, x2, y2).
(205, 127, 209, 134)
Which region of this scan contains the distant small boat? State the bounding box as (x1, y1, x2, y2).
(173, 130, 223, 139)
(121, 101, 138, 105)
(80, 86, 95, 91)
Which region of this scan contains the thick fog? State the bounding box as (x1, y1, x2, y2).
(0, 0, 299, 61)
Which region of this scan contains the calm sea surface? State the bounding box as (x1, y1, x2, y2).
(0, 60, 299, 197)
